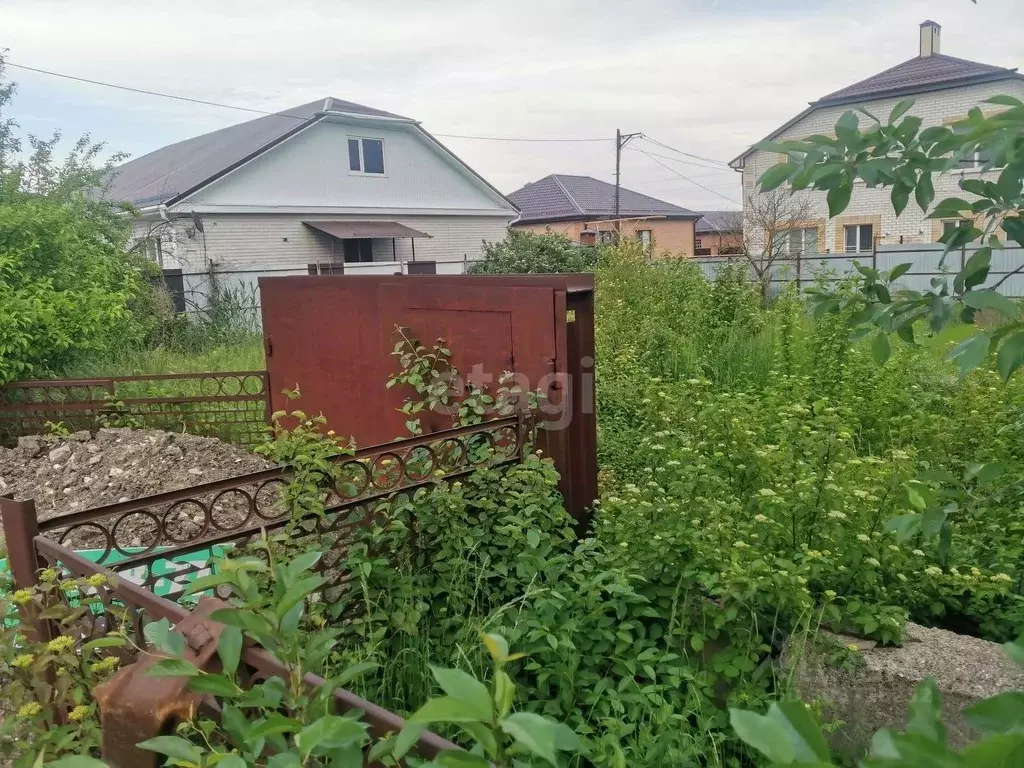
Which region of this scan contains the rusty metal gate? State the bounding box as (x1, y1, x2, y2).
(259, 274, 597, 525)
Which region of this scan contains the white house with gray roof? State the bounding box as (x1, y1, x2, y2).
(730, 21, 1024, 258)
(109, 97, 518, 312)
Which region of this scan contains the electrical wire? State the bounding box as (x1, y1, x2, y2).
(2, 60, 609, 143)
(638, 135, 732, 168)
(628, 146, 741, 204)
(627, 146, 735, 172)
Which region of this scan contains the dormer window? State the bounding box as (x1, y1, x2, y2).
(348, 137, 385, 174)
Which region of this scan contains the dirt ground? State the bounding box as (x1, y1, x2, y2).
(0, 429, 272, 528)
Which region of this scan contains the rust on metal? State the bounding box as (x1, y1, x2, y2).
(93, 597, 228, 768)
(0, 371, 270, 448)
(0, 495, 52, 643)
(258, 274, 597, 526)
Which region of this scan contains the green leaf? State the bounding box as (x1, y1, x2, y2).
(296, 715, 367, 755)
(187, 673, 240, 697)
(218, 626, 243, 676)
(250, 713, 301, 739)
(217, 756, 247, 768)
(433, 751, 491, 767)
(267, 755, 302, 768)
(965, 692, 1024, 733)
(147, 658, 201, 677)
(871, 331, 891, 364)
(1005, 637, 1024, 668)
(1003, 217, 1024, 248)
(962, 732, 1024, 766)
(891, 182, 912, 217)
(996, 331, 1024, 381)
(482, 633, 510, 662)
(45, 759, 111, 768)
(885, 513, 922, 544)
(827, 180, 852, 217)
(729, 708, 795, 764)
(182, 571, 235, 596)
(963, 290, 1019, 318)
(984, 95, 1024, 108)
(408, 696, 489, 724)
(915, 172, 935, 212)
(907, 679, 947, 743)
(501, 712, 581, 767)
(889, 98, 916, 124)
(137, 735, 204, 762)
(758, 163, 795, 192)
(393, 722, 428, 760)
(144, 618, 185, 657)
(768, 701, 831, 762)
(947, 333, 991, 377)
(430, 666, 493, 718)
(889, 262, 912, 281)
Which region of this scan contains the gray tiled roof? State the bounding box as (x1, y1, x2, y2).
(696, 210, 742, 234)
(509, 174, 698, 224)
(815, 53, 1019, 106)
(107, 97, 410, 206)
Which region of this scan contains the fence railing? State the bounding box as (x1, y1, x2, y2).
(693, 244, 1024, 297)
(0, 371, 271, 448)
(0, 414, 530, 764)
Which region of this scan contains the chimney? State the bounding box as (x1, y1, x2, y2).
(920, 20, 941, 57)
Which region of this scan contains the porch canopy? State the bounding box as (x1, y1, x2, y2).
(302, 220, 431, 239)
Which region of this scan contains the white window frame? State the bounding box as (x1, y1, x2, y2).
(786, 227, 817, 256)
(636, 230, 652, 246)
(694, 237, 703, 248)
(347, 136, 386, 175)
(843, 224, 874, 253)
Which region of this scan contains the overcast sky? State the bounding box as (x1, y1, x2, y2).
(2, 0, 1021, 211)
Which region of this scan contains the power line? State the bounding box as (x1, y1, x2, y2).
(639, 135, 732, 169)
(627, 147, 734, 172)
(629, 146, 741, 204)
(2, 60, 609, 143)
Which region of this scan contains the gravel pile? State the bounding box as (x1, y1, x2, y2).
(0, 429, 273, 524)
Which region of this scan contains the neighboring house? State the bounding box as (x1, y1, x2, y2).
(508, 174, 700, 255)
(110, 97, 518, 310)
(695, 211, 744, 256)
(730, 21, 1024, 257)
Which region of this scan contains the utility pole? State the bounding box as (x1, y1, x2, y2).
(614, 129, 642, 241)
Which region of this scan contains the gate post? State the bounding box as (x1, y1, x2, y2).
(0, 495, 52, 643)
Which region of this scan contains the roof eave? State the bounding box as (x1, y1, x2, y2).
(514, 212, 700, 226)
(414, 127, 520, 213)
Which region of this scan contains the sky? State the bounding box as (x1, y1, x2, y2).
(1, 0, 1021, 212)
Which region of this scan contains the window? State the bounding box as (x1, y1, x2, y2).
(844, 223, 874, 253)
(342, 238, 374, 262)
(407, 261, 437, 275)
(599, 230, 616, 244)
(695, 238, 703, 248)
(161, 269, 185, 313)
(951, 124, 995, 170)
(307, 263, 344, 275)
(786, 227, 818, 256)
(636, 230, 652, 246)
(135, 236, 163, 267)
(348, 137, 385, 174)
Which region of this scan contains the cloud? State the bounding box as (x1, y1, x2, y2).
(2, 0, 1021, 209)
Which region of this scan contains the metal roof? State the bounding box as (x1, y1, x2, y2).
(303, 220, 431, 239)
(106, 97, 412, 207)
(730, 52, 1021, 168)
(508, 174, 698, 225)
(814, 54, 1019, 106)
(695, 210, 742, 234)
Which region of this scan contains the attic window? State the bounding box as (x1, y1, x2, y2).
(348, 137, 385, 174)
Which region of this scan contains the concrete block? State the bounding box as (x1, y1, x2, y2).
(787, 621, 1024, 754)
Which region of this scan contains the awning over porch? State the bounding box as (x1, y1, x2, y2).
(302, 220, 432, 239)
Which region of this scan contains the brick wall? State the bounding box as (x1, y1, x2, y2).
(739, 79, 1024, 254)
(514, 217, 696, 256)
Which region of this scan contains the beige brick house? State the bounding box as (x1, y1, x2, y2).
(730, 21, 1024, 257)
(508, 174, 700, 255)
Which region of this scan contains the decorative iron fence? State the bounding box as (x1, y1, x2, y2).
(0, 371, 271, 448)
(0, 414, 530, 764)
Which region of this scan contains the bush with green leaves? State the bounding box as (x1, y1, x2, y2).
(469, 229, 599, 275)
(0, 57, 157, 383)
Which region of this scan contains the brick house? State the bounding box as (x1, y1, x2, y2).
(730, 21, 1024, 256)
(695, 211, 744, 256)
(508, 174, 700, 255)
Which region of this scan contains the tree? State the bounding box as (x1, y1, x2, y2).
(757, 94, 1024, 380)
(0, 53, 156, 383)
(469, 229, 599, 274)
(739, 187, 814, 297)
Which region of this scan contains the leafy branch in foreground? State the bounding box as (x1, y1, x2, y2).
(757, 95, 1024, 380)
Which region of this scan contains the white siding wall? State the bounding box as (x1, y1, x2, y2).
(740, 79, 1024, 253)
(184, 118, 512, 213)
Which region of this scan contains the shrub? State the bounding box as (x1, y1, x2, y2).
(470, 229, 599, 274)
